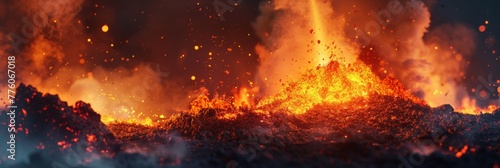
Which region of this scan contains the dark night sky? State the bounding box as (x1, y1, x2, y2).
(76, 0, 263, 92)
(426, 0, 500, 104)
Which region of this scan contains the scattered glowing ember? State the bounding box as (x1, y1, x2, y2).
(455, 145, 469, 158)
(86, 134, 97, 143)
(257, 61, 423, 114)
(456, 97, 499, 114)
(57, 141, 71, 150)
(101, 24, 109, 32)
(479, 25, 486, 32)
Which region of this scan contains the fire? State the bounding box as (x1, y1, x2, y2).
(257, 61, 422, 114)
(455, 145, 468, 158)
(101, 114, 154, 126)
(233, 87, 255, 108)
(456, 97, 499, 114)
(190, 93, 234, 113)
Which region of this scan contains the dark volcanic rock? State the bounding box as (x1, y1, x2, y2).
(1, 84, 499, 168)
(0, 84, 117, 166)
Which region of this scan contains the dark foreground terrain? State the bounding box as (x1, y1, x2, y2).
(1, 84, 499, 168)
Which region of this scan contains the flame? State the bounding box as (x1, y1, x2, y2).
(456, 97, 499, 114)
(190, 93, 234, 113)
(257, 61, 422, 114)
(101, 114, 154, 126)
(57, 141, 71, 150)
(233, 87, 255, 108)
(87, 134, 97, 143)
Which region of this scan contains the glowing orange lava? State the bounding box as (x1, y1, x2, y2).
(257, 61, 423, 114)
(233, 87, 255, 108)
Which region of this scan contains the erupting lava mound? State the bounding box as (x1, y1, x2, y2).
(1, 83, 500, 168)
(257, 61, 424, 114)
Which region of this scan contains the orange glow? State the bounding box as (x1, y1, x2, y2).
(101, 114, 154, 126)
(455, 145, 468, 158)
(456, 97, 498, 114)
(257, 61, 422, 114)
(87, 134, 97, 143)
(102, 25, 109, 32)
(57, 141, 71, 150)
(233, 87, 254, 108)
(218, 112, 239, 120)
(479, 25, 486, 32)
(87, 72, 93, 80)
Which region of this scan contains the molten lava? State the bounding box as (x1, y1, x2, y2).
(257, 61, 424, 114)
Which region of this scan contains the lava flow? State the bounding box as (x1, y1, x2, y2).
(257, 60, 424, 114)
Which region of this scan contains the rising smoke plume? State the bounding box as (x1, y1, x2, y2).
(253, 0, 486, 110)
(0, 0, 197, 121)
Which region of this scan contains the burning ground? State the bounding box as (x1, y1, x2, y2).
(1, 80, 499, 167)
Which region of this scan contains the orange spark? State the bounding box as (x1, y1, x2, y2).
(102, 25, 109, 32)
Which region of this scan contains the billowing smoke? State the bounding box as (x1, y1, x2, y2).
(0, 0, 83, 104)
(0, 0, 197, 121)
(341, 0, 476, 108)
(253, 0, 488, 110)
